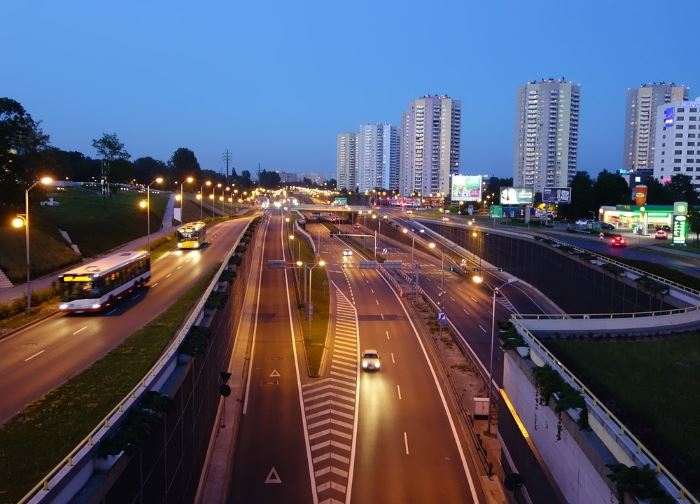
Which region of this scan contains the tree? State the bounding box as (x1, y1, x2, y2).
(594, 170, 629, 208)
(326, 178, 337, 189)
(645, 178, 673, 204)
(559, 171, 595, 219)
(92, 132, 130, 194)
(258, 169, 281, 188)
(133, 157, 167, 184)
(239, 170, 252, 187)
(169, 147, 200, 182)
(668, 174, 698, 205)
(688, 209, 700, 242)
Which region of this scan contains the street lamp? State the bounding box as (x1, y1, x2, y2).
(14, 176, 54, 310)
(306, 259, 326, 317)
(472, 274, 519, 433)
(144, 176, 164, 252)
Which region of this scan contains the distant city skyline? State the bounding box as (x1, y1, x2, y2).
(3, 1, 699, 178)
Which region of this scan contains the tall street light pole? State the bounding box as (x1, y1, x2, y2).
(144, 177, 164, 252)
(14, 176, 54, 310)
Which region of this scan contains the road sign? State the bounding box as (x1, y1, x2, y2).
(383, 260, 402, 269)
(219, 384, 231, 397)
(265, 467, 282, 484)
(267, 260, 286, 269)
(489, 205, 503, 218)
(220, 371, 232, 383)
(437, 311, 448, 326)
(673, 201, 688, 245)
(382, 247, 388, 255)
(359, 260, 379, 269)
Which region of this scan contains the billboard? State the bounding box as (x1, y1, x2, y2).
(451, 175, 482, 202)
(542, 187, 572, 204)
(673, 202, 688, 245)
(500, 187, 534, 205)
(633, 185, 647, 206)
(664, 107, 674, 127)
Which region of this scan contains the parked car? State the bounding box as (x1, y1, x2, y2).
(655, 229, 668, 240)
(600, 223, 615, 231)
(610, 235, 627, 248)
(657, 225, 672, 232)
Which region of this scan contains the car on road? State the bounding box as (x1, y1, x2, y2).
(361, 349, 381, 371)
(441, 216, 450, 222)
(342, 248, 353, 257)
(600, 222, 615, 231)
(655, 229, 668, 240)
(657, 224, 672, 232)
(610, 235, 627, 248)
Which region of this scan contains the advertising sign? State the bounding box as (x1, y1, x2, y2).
(500, 187, 534, 205)
(451, 175, 482, 202)
(542, 187, 572, 204)
(489, 205, 504, 218)
(664, 107, 675, 127)
(332, 197, 348, 206)
(633, 185, 648, 206)
(673, 201, 688, 245)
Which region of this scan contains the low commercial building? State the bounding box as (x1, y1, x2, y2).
(598, 204, 674, 231)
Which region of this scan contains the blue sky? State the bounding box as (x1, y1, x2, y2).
(3, 0, 699, 178)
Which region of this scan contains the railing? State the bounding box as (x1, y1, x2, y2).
(513, 319, 699, 503)
(514, 304, 700, 320)
(20, 217, 256, 504)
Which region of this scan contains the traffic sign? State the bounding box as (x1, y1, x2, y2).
(437, 311, 448, 326)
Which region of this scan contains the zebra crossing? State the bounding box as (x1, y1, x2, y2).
(301, 287, 359, 504)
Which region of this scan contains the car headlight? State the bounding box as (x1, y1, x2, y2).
(91, 303, 101, 309)
(59, 303, 68, 310)
(362, 360, 368, 368)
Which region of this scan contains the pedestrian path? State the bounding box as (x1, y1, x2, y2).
(300, 287, 359, 504)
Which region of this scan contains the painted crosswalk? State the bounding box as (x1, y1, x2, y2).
(301, 287, 358, 504)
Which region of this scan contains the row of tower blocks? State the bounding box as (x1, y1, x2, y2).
(337, 81, 696, 198)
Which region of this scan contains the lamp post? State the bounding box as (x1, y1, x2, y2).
(203, 181, 212, 217)
(143, 177, 164, 252)
(13, 176, 54, 310)
(306, 259, 326, 317)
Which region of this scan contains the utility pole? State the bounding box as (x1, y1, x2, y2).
(223, 149, 232, 184)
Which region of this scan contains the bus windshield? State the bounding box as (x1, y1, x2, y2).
(177, 228, 201, 240)
(60, 279, 100, 301)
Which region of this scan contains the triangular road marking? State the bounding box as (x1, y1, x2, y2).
(270, 369, 281, 378)
(265, 466, 282, 484)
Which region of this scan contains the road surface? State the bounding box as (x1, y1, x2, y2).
(0, 216, 253, 424)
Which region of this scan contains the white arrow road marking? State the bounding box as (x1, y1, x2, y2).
(270, 369, 281, 378)
(265, 467, 282, 484)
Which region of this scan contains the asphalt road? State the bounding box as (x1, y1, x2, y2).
(0, 216, 252, 424)
(315, 224, 482, 503)
(228, 215, 313, 504)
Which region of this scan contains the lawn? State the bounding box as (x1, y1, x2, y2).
(287, 220, 330, 376)
(0, 266, 218, 504)
(547, 334, 700, 495)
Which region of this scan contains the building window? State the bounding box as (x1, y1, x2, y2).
(676, 125, 684, 129)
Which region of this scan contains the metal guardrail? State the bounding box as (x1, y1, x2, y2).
(514, 304, 700, 320)
(513, 319, 699, 503)
(20, 217, 256, 504)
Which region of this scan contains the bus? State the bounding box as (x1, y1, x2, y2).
(58, 250, 150, 313)
(176, 221, 207, 249)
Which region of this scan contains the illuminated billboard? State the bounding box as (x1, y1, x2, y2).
(500, 187, 534, 205)
(451, 175, 482, 202)
(664, 107, 674, 127)
(542, 187, 572, 204)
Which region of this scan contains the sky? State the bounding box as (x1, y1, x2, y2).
(3, 0, 700, 179)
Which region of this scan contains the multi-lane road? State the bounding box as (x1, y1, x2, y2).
(0, 216, 253, 424)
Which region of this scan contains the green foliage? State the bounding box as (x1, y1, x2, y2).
(179, 325, 211, 357)
(169, 147, 200, 181)
(205, 291, 228, 309)
(91, 132, 130, 162)
(607, 464, 674, 504)
(532, 364, 589, 437)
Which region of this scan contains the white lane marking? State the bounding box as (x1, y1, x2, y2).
(24, 349, 45, 362)
(479, 324, 487, 333)
(396, 384, 402, 400)
(151, 282, 159, 287)
(375, 299, 380, 305)
(377, 270, 480, 501)
(166, 273, 172, 278)
(385, 330, 390, 341)
(391, 352, 395, 364)
(463, 308, 470, 316)
(403, 432, 410, 455)
(470, 296, 478, 303)
(73, 325, 87, 335)
(242, 219, 268, 415)
(281, 219, 318, 504)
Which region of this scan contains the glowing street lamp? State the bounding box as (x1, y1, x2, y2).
(144, 176, 163, 252)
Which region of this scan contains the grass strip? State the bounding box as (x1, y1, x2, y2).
(547, 333, 700, 496)
(0, 266, 218, 504)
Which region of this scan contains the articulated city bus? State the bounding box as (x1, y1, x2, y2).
(58, 250, 151, 313)
(176, 221, 207, 249)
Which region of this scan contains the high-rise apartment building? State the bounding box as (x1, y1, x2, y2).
(653, 99, 700, 190)
(399, 95, 461, 196)
(624, 83, 688, 173)
(357, 123, 399, 192)
(336, 132, 357, 191)
(513, 78, 580, 192)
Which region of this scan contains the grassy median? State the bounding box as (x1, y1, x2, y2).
(547, 333, 700, 496)
(0, 266, 218, 504)
(288, 221, 330, 376)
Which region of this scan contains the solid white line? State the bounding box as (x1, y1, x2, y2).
(396, 384, 402, 400)
(378, 269, 480, 502)
(24, 349, 45, 362)
(72, 325, 87, 335)
(242, 219, 268, 415)
(403, 431, 410, 455)
(391, 352, 395, 364)
(375, 299, 380, 305)
(282, 218, 318, 504)
(479, 324, 487, 333)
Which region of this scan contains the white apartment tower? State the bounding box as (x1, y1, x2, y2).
(399, 95, 461, 196)
(357, 123, 400, 192)
(624, 83, 688, 172)
(653, 99, 700, 190)
(513, 78, 580, 192)
(336, 132, 357, 191)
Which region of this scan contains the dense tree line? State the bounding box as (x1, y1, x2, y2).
(0, 97, 254, 217)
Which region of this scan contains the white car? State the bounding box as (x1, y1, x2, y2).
(342, 248, 353, 257)
(361, 349, 381, 371)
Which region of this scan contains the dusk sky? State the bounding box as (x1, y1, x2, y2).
(3, 0, 699, 178)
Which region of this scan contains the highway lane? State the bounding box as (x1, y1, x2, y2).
(229, 214, 313, 504)
(0, 216, 253, 424)
(314, 225, 481, 503)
